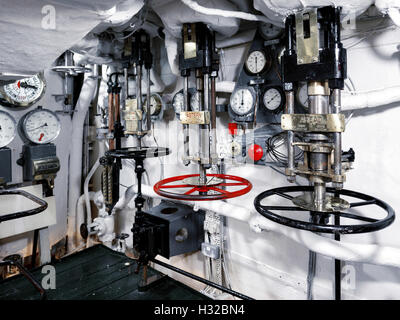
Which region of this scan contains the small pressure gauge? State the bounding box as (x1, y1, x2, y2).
(259, 22, 283, 40)
(172, 91, 184, 115)
(0, 110, 17, 148)
(263, 87, 284, 112)
(296, 82, 309, 110)
(0, 73, 46, 108)
(21, 107, 61, 144)
(144, 93, 163, 116)
(245, 50, 270, 75)
(190, 90, 201, 111)
(230, 87, 256, 116)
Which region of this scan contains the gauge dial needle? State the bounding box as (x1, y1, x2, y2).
(19, 82, 38, 89)
(38, 133, 44, 142)
(31, 123, 48, 131)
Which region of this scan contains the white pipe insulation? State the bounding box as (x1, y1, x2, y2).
(164, 30, 180, 77)
(120, 184, 400, 269)
(67, 68, 98, 252)
(180, 0, 270, 23)
(341, 86, 400, 111)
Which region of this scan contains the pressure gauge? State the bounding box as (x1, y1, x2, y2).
(259, 22, 283, 40)
(190, 91, 201, 111)
(144, 93, 163, 116)
(263, 87, 284, 112)
(21, 107, 61, 144)
(245, 50, 270, 75)
(0, 73, 46, 108)
(230, 87, 256, 116)
(0, 110, 17, 148)
(296, 82, 309, 110)
(172, 91, 184, 115)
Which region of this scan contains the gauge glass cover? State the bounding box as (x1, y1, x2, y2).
(263, 88, 282, 111)
(245, 50, 267, 74)
(23, 109, 61, 144)
(1, 74, 45, 107)
(0, 110, 17, 148)
(230, 88, 254, 116)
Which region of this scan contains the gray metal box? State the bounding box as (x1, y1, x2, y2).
(0, 148, 12, 184)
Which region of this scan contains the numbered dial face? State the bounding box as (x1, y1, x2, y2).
(259, 22, 283, 40)
(263, 88, 283, 111)
(297, 82, 309, 110)
(190, 91, 201, 111)
(23, 108, 61, 144)
(172, 92, 184, 114)
(1, 74, 46, 107)
(0, 110, 17, 148)
(230, 87, 255, 116)
(245, 50, 268, 74)
(144, 94, 162, 116)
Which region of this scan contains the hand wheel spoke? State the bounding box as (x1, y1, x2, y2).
(350, 199, 376, 208)
(274, 192, 294, 201)
(159, 184, 192, 189)
(184, 187, 198, 195)
(260, 205, 308, 211)
(334, 211, 378, 223)
(209, 187, 230, 195)
(218, 182, 247, 187)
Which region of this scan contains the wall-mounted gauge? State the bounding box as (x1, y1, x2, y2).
(172, 91, 184, 115)
(296, 82, 309, 110)
(0, 110, 17, 148)
(0, 73, 46, 108)
(263, 87, 285, 112)
(259, 22, 283, 40)
(245, 50, 270, 75)
(190, 90, 201, 111)
(20, 107, 61, 144)
(230, 87, 256, 116)
(144, 93, 164, 117)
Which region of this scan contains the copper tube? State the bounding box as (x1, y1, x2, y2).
(108, 92, 115, 150)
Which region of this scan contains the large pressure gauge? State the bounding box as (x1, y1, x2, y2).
(21, 107, 61, 144)
(230, 87, 256, 116)
(172, 91, 184, 115)
(263, 87, 284, 112)
(0, 73, 46, 108)
(144, 93, 163, 117)
(245, 50, 270, 75)
(0, 110, 17, 148)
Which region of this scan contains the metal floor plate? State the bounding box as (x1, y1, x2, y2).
(0, 245, 208, 300)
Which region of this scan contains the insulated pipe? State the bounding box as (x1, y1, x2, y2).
(128, 183, 400, 269)
(76, 191, 96, 248)
(67, 68, 98, 252)
(341, 86, 400, 110)
(180, 0, 270, 23)
(165, 31, 180, 76)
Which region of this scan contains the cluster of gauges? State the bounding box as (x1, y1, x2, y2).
(171, 88, 202, 116)
(0, 74, 61, 148)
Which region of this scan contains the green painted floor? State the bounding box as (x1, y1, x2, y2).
(0, 245, 208, 300)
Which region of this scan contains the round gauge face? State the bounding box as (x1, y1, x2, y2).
(263, 88, 283, 111)
(245, 50, 269, 75)
(230, 87, 255, 116)
(259, 22, 283, 40)
(23, 108, 61, 144)
(1, 74, 46, 107)
(296, 82, 309, 110)
(0, 110, 17, 148)
(190, 91, 201, 111)
(172, 92, 184, 114)
(144, 94, 162, 116)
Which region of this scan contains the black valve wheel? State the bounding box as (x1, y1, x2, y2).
(254, 186, 395, 234)
(106, 147, 170, 160)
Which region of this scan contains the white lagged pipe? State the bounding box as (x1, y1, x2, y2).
(67, 68, 98, 252)
(165, 30, 180, 76)
(341, 85, 400, 111)
(181, 0, 270, 23)
(76, 192, 96, 249)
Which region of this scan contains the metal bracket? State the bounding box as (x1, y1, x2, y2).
(295, 9, 319, 65)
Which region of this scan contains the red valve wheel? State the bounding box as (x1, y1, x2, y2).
(154, 174, 252, 201)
